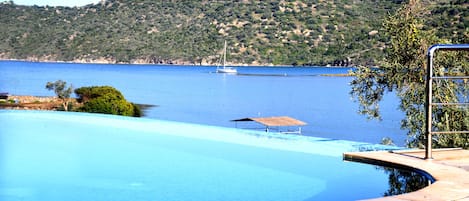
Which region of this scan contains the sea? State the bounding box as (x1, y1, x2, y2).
(0, 61, 407, 146)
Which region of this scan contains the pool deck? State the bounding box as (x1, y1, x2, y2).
(343, 148, 469, 201)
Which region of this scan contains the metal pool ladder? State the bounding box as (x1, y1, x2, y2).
(425, 44, 469, 159)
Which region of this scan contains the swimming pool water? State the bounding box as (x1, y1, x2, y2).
(1, 110, 397, 201)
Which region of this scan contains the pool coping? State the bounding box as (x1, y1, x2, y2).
(344, 148, 469, 200)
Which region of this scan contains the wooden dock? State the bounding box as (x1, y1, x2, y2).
(344, 149, 469, 200)
(231, 116, 306, 133)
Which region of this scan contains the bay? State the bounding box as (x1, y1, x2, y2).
(0, 61, 407, 145)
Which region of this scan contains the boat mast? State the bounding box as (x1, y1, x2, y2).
(223, 40, 227, 69)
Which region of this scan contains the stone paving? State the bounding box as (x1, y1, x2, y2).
(344, 149, 469, 201)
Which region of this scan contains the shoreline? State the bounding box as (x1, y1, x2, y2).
(0, 58, 355, 68)
(0, 95, 70, 111)
(0, 95, 156, 114)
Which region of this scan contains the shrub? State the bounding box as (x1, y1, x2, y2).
(75, 86, 141, 117)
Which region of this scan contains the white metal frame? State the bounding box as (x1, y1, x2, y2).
(425, 44, 469, 159)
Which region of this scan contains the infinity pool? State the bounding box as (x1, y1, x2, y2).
(1, 110, 397, 200)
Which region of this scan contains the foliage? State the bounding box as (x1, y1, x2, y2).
(75, 85, 124, 102)
(0, 0, 435, 66)
(381, 137, 395, 146)
(45, 80, 73, 111)
(74, 86, 141, 117)
(350, 0, 469, 148)
(430, 51, 469, 148)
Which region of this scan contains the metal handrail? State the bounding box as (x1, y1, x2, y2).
(431, 103, 469, 106)
(432, 76, 469, 79)
(431, 131, 469, 135)
(425, 44, 469, 159)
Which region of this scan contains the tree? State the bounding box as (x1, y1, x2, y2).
(45, 80, 73, 111)
(350, 0, 468, 148)
(74, 86, 141, 117)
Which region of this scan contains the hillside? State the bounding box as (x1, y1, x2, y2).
(0, 0, 467, 66)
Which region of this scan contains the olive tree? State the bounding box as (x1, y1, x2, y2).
(350, 0, 469, 148)
(45, 80, 73, 111)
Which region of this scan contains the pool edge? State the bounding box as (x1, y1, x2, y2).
(343, 149, 469, 200)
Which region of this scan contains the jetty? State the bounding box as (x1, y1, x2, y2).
(232, 116, 306, 134)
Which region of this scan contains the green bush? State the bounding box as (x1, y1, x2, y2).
(75, 86, 141, 117)
(75, 86, 124, 102)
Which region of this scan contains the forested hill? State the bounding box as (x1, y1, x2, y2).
(0, 0, 467, 66)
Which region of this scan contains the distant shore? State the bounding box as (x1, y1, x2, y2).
(320, 73, 354, 77)
(0, 58, 354, 68)
(0, 57, 262, 66)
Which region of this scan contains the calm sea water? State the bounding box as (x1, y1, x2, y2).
(0, 61, 407, 145)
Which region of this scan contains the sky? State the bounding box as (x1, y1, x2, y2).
(11, 0, 100, 7)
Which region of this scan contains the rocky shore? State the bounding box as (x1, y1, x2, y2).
(1, 58, 277, 67)
(1, 58, 354, 68)
(0, 95, 76, 111)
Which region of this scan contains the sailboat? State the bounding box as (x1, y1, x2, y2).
(216, 41, 237, 74)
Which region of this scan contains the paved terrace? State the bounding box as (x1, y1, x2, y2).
(344, 149, 469, 200)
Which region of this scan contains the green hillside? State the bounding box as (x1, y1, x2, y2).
(0, 0, 467, 66)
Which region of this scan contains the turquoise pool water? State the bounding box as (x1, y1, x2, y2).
(1, 110, 397, 201)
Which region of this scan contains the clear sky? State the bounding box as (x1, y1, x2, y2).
(12, 0, 100, 7)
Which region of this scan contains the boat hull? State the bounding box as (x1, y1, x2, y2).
(217, 68, 237, 74)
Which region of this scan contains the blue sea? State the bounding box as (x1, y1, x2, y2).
(0, 61, 406, 145)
